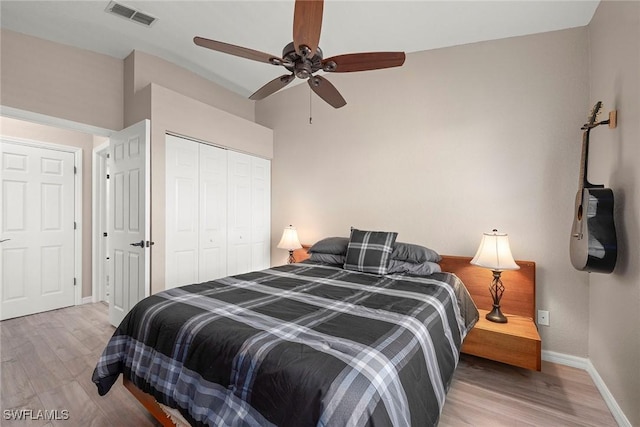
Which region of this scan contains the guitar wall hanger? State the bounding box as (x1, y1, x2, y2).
(608, 110, 617, 129)
(581, 109, 618, 130)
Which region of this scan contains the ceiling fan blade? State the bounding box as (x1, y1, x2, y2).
(322, 52, 406, 73)
(293, 0, 324, 57)
(194, 36, 284, 65)
(308, 75, 346, 109)
(249, 74, 296, 101)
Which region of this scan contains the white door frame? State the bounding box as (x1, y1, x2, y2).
(0, 135, 83, 306)
(92, 141, 110, 303)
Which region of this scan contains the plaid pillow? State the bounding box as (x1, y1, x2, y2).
(344, 229, 398, 275)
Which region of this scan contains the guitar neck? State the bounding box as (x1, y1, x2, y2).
(578, 129, 589, 191)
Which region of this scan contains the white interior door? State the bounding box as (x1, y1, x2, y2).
(1, 141, 75, 320)
(108, 120, 150, 327)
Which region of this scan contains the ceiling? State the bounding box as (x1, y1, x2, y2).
(1, 1, 600, 99)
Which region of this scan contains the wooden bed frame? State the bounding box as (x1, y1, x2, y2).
(123, 377, 179, 426)
(124, 247, 537, 425)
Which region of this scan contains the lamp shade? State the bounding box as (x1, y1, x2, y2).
(470, 229, 520, 271)
(277, 225, 302, 251)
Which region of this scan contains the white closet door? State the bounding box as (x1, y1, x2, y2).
(227, 151, 252, 276)
(199, 143, 227, 282)
(251, 157, 271, 271)
(165, 135, 199, 288)
(166, 135, 270, 285)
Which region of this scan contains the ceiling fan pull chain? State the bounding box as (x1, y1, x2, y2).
(309, 86, 313, 125)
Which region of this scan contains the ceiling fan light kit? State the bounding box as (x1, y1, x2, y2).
(194, 0, 405, 109)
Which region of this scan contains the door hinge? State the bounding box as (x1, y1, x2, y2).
(107, 153, 110, 159)
(103, 232, 108, 237)
(74, 166, 77, 174)
(106, 174, 110, 179)
(73, 278, 77, 286)
(74, 222, 77, 230)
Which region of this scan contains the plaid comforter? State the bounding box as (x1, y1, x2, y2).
(92, 263, 478, 427)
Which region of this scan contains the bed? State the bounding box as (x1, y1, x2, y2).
(93, 232, 479, 427)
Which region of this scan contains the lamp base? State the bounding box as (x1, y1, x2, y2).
(486, 305, 508, 323)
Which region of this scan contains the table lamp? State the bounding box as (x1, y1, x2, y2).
(277, 225, 302, 264)
(470, 229, 520, 323)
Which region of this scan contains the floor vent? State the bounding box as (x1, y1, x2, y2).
(105, 1, 157, 27)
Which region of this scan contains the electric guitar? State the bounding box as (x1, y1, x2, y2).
(569, 101, 617, 273)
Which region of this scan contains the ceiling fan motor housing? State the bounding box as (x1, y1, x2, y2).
(282, 41, 324, 79)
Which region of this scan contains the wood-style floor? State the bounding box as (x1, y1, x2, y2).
(1, 303, 616, 427)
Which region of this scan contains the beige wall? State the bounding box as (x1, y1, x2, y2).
(257, 28, 591, 356)
(0, 29, 123, 131)
(124, 50, 255, 125)
(0, 117, 94, 298)
(587, 1, 640, 425)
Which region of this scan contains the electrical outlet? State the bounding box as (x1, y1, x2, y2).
(537, 310, 550, 326)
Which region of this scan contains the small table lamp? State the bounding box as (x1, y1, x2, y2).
(277, 225, 302, 264)
(470, 229, 520, 323)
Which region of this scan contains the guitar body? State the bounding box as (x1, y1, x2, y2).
(570, 187, 617, 273)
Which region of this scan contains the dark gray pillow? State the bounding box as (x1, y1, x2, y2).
(344, 229, 398, 275)
(391, 242, 441, 263)
(309, 253, 346, 265)
(308, 237, 349, 255)
(387, 260, 441, 276)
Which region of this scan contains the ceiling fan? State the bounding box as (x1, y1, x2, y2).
(194, 0, 406, 108)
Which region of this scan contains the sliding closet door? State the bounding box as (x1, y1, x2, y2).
(199, 144, 227, 281)
(165, 135, 199, 288)
(166, 135, 270, 287)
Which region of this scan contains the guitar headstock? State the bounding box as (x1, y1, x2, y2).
(582, 101, 602, 129)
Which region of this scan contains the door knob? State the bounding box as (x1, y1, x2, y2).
(130, 240, 144, 247)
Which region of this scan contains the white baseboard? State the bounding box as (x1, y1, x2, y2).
(81, 296, 95, 304)
(542, 350, 631, 427)
(542, 349, 589, 369)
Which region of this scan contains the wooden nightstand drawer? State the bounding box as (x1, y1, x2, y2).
(462, 309, 541, 371)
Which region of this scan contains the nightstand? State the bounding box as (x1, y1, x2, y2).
(461, 308, 541, 371)
(292, 245, 311, 263)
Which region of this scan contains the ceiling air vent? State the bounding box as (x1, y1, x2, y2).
(105, 1, 158, 27)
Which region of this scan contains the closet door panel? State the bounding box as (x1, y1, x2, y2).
(166, 135, 199, 288)
(227, 151, 252, 276)
(199, 144, 227, 282)
(251, 157, 271, 271)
